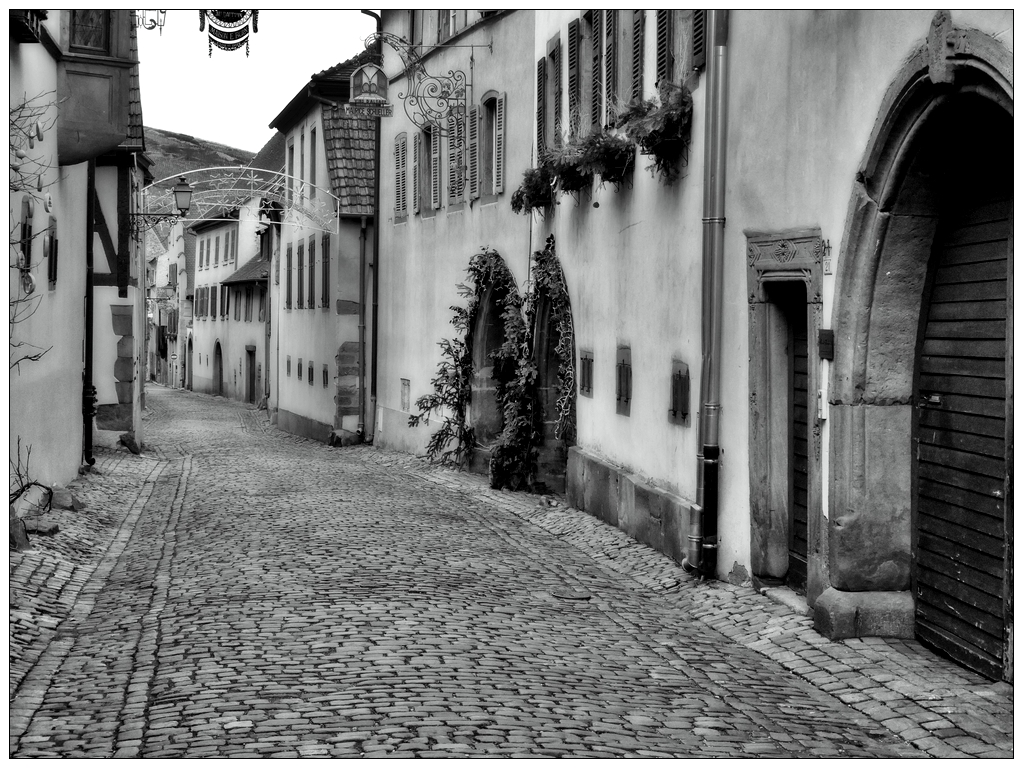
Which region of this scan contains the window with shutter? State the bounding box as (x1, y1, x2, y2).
(591, 10, 604, 129)
(321, 233, 330, 307)
(536, 57, 547, 159)
(567, 19, 581, 135)
(285, 244, 293, 309)
(447, 115, 464, 203)
(199, 240, 205, 271)
(411, 130, 421, 214)
(211, 284, 217, 318)
(467, 104, 480, 200)
(631, 10, 644, 101)
(430, 126, 442, 209)
(605, 10, 618, 118)
(169, 262, 177, 288)
(310, 127, 317, 198)
(297, 242, 305, 308)
(394, 133, 408, 218)
(656, 10, 673, 85)
(494, 93, 506, 193)
(307, 235, 315, 308)
(549, 37, 562, 143)
(692, 10, 706, 71)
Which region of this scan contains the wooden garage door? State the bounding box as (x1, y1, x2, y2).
(915, 197, 1009, 680)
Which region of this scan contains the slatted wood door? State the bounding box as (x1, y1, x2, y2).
(789, 301, 809, 592)
(915, 197, 1010, 680)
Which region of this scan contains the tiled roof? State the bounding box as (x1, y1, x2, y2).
(248, 132, 286, 173)
(222, 253, 270, 285)
(323, 107, 375, 216)
(122, 22, 145, 152)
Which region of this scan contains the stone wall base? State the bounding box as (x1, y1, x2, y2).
(813, 587, 915, 639)
(567, 446, 688, 565)
(277, 409, 332, 444)
(96, 403, 132, 431)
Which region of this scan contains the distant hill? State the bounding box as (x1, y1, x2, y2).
(144, 126, 256, 185)
(141, 127, 256, 257)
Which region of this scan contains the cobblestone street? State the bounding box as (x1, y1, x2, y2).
(10, 386, 1013, 758)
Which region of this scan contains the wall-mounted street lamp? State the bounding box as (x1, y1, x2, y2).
(130, 177, 192, 238)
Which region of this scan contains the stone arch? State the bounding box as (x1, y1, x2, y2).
(468, 281, 508, 447)
(821, 13, 1013, 666)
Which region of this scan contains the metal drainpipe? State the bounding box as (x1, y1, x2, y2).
(357, 214, 367, 438)
(362, 9, 382, 443)
(684, 10, 729, 577)
(83, 160, 97, 466)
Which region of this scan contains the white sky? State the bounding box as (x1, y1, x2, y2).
(137, 10, 378, 155)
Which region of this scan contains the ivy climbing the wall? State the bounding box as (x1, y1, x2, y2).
(410, 238, 576, 494)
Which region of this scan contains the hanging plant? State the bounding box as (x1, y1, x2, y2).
(615, 81, 694, 185)
(510, 163, 556, 215)
(575, 130, 635, 190)
(546, 140, 594, 196)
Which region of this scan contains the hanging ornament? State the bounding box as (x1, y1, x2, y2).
(199, 11, 258, 57)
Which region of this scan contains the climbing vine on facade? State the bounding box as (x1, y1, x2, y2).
(408, 247, 523, 471)
(410, 238, 576, 493)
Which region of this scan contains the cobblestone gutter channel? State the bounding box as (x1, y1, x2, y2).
(8, 388, 1013, 758)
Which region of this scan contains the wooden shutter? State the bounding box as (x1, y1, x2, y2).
(656, 10, 673, 85)
(394, 133, 407, 216)
(467, 104, 480, 200)
(169, 262, 177, 287)
(494, 93, 506, 193)
(307, 235, 315, 308)
(411, 130, 421, 214)
(631, 10, 644, 101)
(692, 10, 707, 71)
(605, 10, 618, 116)
(430, 127, 442, 208)
(447, 115, 462, 202)
(591, 10, 604, 129)
(536, 57, 547, 159)
(321, 233, 330, 307)
(551, 38, 562, 142)
(567, 19, 581, 133)
(285, 244, 292, 308)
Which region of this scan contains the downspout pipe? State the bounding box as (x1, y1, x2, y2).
(83, 160, 97, 466)
(684, 10, 729, 577)
(357, 214, 367, 437)
(362, 9, 382, 442)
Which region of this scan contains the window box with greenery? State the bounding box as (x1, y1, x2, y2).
(576, 130, 635, 190)
(615, 81, 694, 185)
(510, 163, 556, 216)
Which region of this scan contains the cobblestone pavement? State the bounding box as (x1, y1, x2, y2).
(9, 386, 1013, 758)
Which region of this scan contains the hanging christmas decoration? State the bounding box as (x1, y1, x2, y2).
(199, 10, 258, 57)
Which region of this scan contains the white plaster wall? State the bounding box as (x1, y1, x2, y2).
(9, 23, 86, 487)
(376, 10, 536, 454)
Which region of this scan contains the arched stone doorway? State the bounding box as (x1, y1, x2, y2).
(213, 342, 224, 397)
(531, 273, 576, 493)
(468, 283, 508, 469)
(821, 12, 1012, 681)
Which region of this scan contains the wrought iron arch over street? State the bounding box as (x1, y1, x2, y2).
(143, 167, 342, 235)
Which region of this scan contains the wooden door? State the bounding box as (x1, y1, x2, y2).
(915, 197, 1010, 680)
(789, 300, 809, 592)
(247, 350, 256, 403)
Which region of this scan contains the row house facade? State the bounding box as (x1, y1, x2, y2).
(10, 10, 150, 493)
(267, 52, 376, 443)
(372, 10, 1013, 682)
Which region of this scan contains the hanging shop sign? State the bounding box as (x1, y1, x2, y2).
(344, 63, 393, 118)
(200, 10, 258, 57)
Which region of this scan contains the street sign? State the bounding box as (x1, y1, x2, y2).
(171, 353, 178, 360)
(344, 103, 393, 118)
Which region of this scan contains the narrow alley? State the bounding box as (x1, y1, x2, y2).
(9, 387, 1012, 759)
